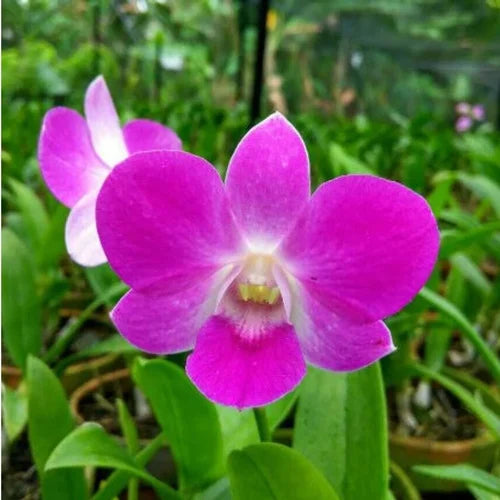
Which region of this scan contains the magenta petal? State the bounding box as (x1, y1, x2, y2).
(186, 315, 306, 409)
(279, 175, 439, 322)
(96, 150, 245, 291)
(225, 112, 310, 249)
(84, 76, 128, 166)
(123, 119, 182, 154)
(295, 287, 395, 371)
(38, 107, 109, 207)
(111, 286, 212, 355)
(65, 190, 107, 266)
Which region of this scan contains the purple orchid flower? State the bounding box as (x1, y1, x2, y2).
(95, 113, 439, 409)
(471, 105, 485, 121)
(38, 76, 181, 266)
(455, 115, 473, 133)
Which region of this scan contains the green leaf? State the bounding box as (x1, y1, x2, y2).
(294, 364, 389, 500)
(450, 253, 492, 296)
(216, 406, 259, 459)
(9, 178, 49, 256)
(418, 287, 500, 385)
(329, 142, 374, 176)
(38, 204, 68, 269)
(439, 221, 500, 259)
(267, 389, 298, 432)
(46, 423, 178, 499)
(133, 358, 224, 492)
(2, 229, 42, 370)
(92, 433, 166, 500)
(27, 356, 87, 500)
(228, 443, 339, 500)
(413, 464, 500, 495)
(45, 282, 128, 364)
(85, 264, 120, 306)
(457, 173, 500, 217)
(117, 399, 140, 500)
(193, 478, 231, 500)
(469, 484, 499, 500)
(2, 382, 28, 442)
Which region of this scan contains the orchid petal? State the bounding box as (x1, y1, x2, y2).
(225, 112, 310, 250)
(96, 150, 245, 292)
(123, 119, 182, 154)
(186, 315, 306, 409)
(65, 190, 107, 267)
(38, 107, 108, 207)
(293, 284, 395, 371)
(279, 175, 439, 323)
(84, 76, 128, 166)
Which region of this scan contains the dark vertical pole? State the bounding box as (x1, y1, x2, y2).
(92, 0, 102, 76)
(236, 0, 248, 100)
(250, 0, 270, 125)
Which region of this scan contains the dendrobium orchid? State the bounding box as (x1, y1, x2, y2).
(96, 113, 439, 409)
(38, 76, 181, 266)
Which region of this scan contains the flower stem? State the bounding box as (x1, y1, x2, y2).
(253, 407, 271, 442)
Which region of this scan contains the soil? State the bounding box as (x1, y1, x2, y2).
(2, 433, 39, 500)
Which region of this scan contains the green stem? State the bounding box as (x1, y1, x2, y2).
(44, 282, 128, 364)
(418, 287, 500, 385)
(389, 460, 421, 500)
(253, 407, 271, 442)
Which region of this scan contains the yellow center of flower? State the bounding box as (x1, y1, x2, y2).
(237, 283, 280, 305)
(236, 254, 281, 305)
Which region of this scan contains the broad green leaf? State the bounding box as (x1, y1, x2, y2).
(216, 406, 259, 459)
(228, 443, 339, 500)
(427, 177, 453, 217)
(413, 464, 500, 495)
(92, 433, 166, 500)
(27, 356, 87, 500)
(2, 382, 28, 442)
(9, 178, 49, 255)
(294, 364, 389, 500)
(418, 287, 500, 384)
(133, 358, 224, 493)
(46, 423, 178, 499)
(2, 228, 41, 370)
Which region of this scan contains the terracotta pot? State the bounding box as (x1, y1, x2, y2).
(1, 354, 121, 394)
(1, 365, 22, 389)
(389, 431, 498, 492)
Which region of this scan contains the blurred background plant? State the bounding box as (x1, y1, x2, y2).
(2, 1, 500, 499)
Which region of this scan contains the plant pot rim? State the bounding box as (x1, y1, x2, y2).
(69, 367, 131, 423)
(389, 429, 497, 452)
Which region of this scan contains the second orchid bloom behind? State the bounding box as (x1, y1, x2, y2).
(38, 76, 181, 266)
